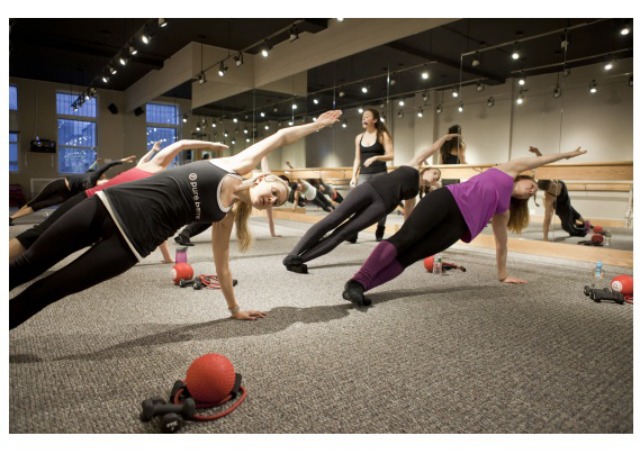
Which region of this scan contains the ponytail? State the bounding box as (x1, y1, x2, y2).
(233, 199, 253, 252)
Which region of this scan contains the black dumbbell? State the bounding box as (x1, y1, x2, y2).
(161, 413, 184, 433)
(140, 397, 196, 422)
(179, 278, 199, 288)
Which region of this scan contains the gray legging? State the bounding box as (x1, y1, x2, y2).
(358, 171, 387, 228)
(289, 183, 388, 263)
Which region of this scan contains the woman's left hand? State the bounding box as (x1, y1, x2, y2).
(232, 310, 267, 320)
(501, 276, 528, 284)
(363, 157, 376, 167)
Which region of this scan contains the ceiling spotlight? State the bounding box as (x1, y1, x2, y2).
(471, 53, 481, 67)
(224, 130, 229, 137)
(422, 92, 429, 103)
(436, 104, 443, 114)
(243, 127, 249, 134)
(198, 71, 207, 84)
(158, 18, 167, 28)
(141, 29, 151, 45)
(589, 80, 598, 94)
(231, 138, 236, 145)
(292, 103, 298, 110)
(620, 24, 631, 36)
(101, 74, 110, 84)
(108, 65, 117, 75)
(421, 71, 429, 80)
(457, 101, 464, 113)
(553, 86, 562, 98)
(233, 118, 238, 123)
(563, 67, 571, 77)
(72, 102, 79, 112)
(313, 98, 319, 105)
(260, 112, 266, 117)
(261, 40, 271, 58)
(399, 99, 405, 107)
(84, 91, 90, 101)
(182, 113, 188, 123)
(288, 120, 294, 126)
(217, 62, 227, 77)
(518, 77, 526, 86)
(264, 124, 270, 130)
(487, 97, 495, 108)
(128, 45, 137, 56)
(246, 138, 251, 143)
(358, 107, 363, 114)
(417, 108, 423, 118)
(342, 120, 348, 128)
(390, 75, 397, 86)
(118, 55, 128, 66)
(452, 88, 459, 98)
(234, 53, 244, 67)
(289, 26, 299, 42)
(397, 110, 404, 119)
(336, 18, 344, 22)
(604, 61, 614, 71)
(511, 46, 520, 60)
(339, 90, 345, 98)
(361, 85, 369, 94)
(476, 82, 485, 92)
(516, 91, 525, 105)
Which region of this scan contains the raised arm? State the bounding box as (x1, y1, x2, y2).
(151, 140, 229, 168)
(137, 141, 162, 166)
(497, 147, 586, 177)
(220, 110, 342, 176)
(406, 134, 460, 168)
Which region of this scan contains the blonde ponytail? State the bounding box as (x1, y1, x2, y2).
(233, 199, 253, 252)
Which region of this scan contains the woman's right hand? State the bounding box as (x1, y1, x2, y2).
(232, 310, 267, 321)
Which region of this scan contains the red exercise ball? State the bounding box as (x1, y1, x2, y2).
(423, 256, 434, 273)
(591, 234, 604, 245)
(171, 263, 193, 284)
(611, 274, 633, 296)
(186, 353, 237, 405)
(593, 225, 604, 234)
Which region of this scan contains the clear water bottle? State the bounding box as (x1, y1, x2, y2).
(592, 261, 605, 288)
(433, 254, 443, 275)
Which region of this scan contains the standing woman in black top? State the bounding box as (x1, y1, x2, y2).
(439, 124, 467, 165)
(282, 134, 456, 274)
(349, 108, 394, 242)
(9, 155, 137, 225)
(9, 110, 343, 330)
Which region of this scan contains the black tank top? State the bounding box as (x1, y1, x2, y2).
(359, 134, 388, 174)
(66, 161, 124, 193)
(98, 161, 237, 257)
(365, 166, 419, 211)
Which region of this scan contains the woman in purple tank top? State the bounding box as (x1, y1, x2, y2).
(342, 147, 588, 306)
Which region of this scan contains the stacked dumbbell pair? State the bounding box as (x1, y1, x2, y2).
(139, 396, 197, 433)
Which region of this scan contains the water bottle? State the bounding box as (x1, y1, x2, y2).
(175, 246, 188, 264)
(433, 254, 443, 275)
(592, 261, 605, 288)
(604, 231, 612, 247)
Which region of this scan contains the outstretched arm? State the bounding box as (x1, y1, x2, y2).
(528, 146, 542, 157)
(497, 147, 586, 177)
(152, 140, 229, 168)
(220, 110, 342, 176)
(406, 134, 460, 168)
(137, 141, 162, 166)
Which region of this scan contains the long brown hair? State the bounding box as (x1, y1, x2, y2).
(507, 175, 534, 233)
(440, 124, 464, 163)
(233, 200, 253, 252)
(418, 167, 441, 199)
(365, 108, 392, 143)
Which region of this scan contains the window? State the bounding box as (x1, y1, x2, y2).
(56, 92, 97, 173)
(146, 102, 179, 167)
(10, 85, 18, 110)
(9, 132, 19, 172)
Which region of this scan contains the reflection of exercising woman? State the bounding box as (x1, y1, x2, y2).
(10, 110, 342, 329)
(529, 146, 589, 240)
(282, 134, 456, 273)
(342, 147, 587, 306)
(9, 155, 137, 225)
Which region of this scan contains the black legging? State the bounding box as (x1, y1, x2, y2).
(10, 197, 138, 329)
(553, 183, 588, 237)
(26, 179, 71, 210)
(309, 192, 334, 212)
(289, 183, 388, 263)
(387, 188, 467, 268)
(16, 192, 88, 249)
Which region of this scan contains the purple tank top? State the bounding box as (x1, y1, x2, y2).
(446, 167, 514, 242)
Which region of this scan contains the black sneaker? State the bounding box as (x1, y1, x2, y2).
(375, 226, 385, 242)
(285, 263, 308, 274)
(342, 280, 371, 306)
(346, 233, 358, 244)
(174, 235, 194, 247)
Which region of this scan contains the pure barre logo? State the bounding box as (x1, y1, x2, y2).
(189, 173, 202, 220)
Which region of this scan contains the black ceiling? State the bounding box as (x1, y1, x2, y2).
(9, 18, 633, 122)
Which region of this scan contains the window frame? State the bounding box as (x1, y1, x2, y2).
(56, 91, 98, 174)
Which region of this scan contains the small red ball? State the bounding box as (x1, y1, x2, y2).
(423, 256, 434, 272)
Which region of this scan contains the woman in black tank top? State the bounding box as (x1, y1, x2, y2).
(283, 133, 458, 274)
(10, 110, 344, 331)
(349, 108, 395, 242)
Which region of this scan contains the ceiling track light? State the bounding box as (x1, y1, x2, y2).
(141, 28, 151, 45)
(182, 113, 188, 123)
(217, 61, 227, 77)
(234, 52, 244, 67)
(436, 104, 443, 114)
(118, 55, 128, 66)
(398, 99, 405, 107)
(361, 85, 369, 94)
(421, 71, 429, 80)
(313, 98, 319, 105)
(487, 97, 495, 108)
(553, 86, 562, 98)
(589, 79, 598, 94)
(198, 71, 207, 84)
(422, 92, 429, 103)
(342, 120, 348, 128)
(516, 90, 525, 105)
(620, 24, 631, 36)
(471, 52, 481, 67)
(289, 26, 299, 42)
(604, 60, 614, 71)
(511, 44, 520, 60)
(457, 101, 464, 112)
(158, 18, 167, 28)
(476, 82, 485, 92)
(452, 88, 459, 98)
(518, 77, 526, 86)
(417, 108, 424, 118)
(261, 40, 271, 58)
(101, 74, 109, 84)
(397, 110, 404, 119)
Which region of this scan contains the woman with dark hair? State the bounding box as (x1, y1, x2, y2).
(10, 110, 342, 330)
(439, 124, 467, 165)
(349, 108, 394, 242)
(282, 134, 456, 274)
(342, 147, 587, 306)
(9, 155, 137, 225)
(528, 146, 589, 240)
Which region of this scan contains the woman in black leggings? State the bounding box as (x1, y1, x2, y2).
(9, 155, 137, 224)
(282, 134, 457, 273)
(342, 147, 588, 306)
(9, 110, 342, 330)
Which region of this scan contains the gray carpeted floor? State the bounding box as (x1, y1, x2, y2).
(8, 216, 634, 435)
